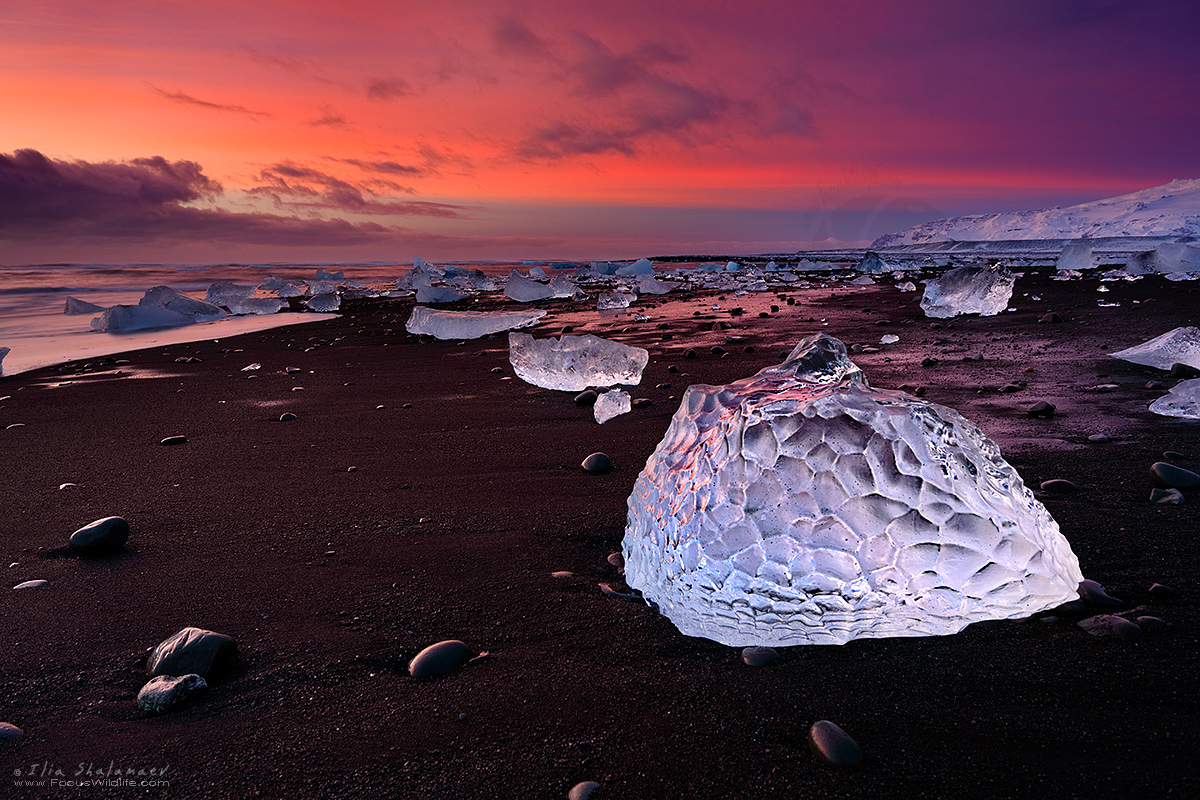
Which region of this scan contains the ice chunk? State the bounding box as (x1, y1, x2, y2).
(528, 266, 548, 279)
(598, 290, 636, 310)
(849, 276, 875, 286)
(205, 282, 255, 307)
(1124, 243, 1200, 275)
(91, 305, 196, 332)
(1056, 242, 1095, 271)
(896, 281, 917, 292)
(594, 389, 632, 423)
(0, 346, 8, 375)
(416, 285, 468, 303)
(795, 259, 836, 272)
(920, 263, 1014, 318)
(505, 270, 555, 302)
(315, 268, 344, 281)
(615, 258, 654, 276)
(406, 306, 546, 340)
(508, 332, 649, 391)
(304, 292, 340, 312)
(880, 334, 899, 345)
(1149, 378, 1200, 419)
(258, 275, 285, 291)
(857, 252, 898, 273)
(275, 282, 306, 298)
(636, 274, 677, 295)
(64, 296, 105, 315)
(139, 286, 226, 321)
(622, 333, 1083, 646)
(1110, 326, 1200, 371)
(226, 296, 286, 315)
(548, 275, 581, 298)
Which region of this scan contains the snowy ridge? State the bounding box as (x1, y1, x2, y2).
(872, 179, 1200, 247)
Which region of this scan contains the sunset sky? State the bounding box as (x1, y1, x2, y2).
(2, 0, 1197, 264)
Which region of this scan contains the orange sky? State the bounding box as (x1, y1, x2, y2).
(2, 0, 1197, 263)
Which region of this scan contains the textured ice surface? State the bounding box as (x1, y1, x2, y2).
(548, 275, 580, 298)
(1111, 326, 1200, 371)
(505, 270, 555, 302)
(406, 306, 546, 340)
(598, 291, 636, 310)
(1149, 378, 1200, 419)
(594, 389, 632, 423)
(920, 264, 1014, 318)
(226, 296, 286, 316)
(616, 258, 654, 276)
(139, 286, 226, 321)
(205, 282, 255, 307)
(1056, 242, 1095, 271)
(857, 252, 898, 273)
(1124, 243, 1200, 275)
(636, 274, 677, 295)
(0, 346, 8, 375)
(304, 292, 340, 312)
(64, 296, 104, 315)
(509, 332, 648, 391)
(622, 333, 1083, 646)
(91, 305, 196, 332)
(416, 285, 468, 303)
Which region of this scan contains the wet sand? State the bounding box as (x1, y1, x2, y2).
(1, 270, 1198, 798)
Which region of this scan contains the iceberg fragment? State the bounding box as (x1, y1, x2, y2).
(615, 258, 654, 276)
(508, 332, 648, 391)
(636, 274, 678, 295)
(1149, 378, 1200, 419)
(91, 305, 196, 332)
(204, 282, 255, 307)
(504, 270, 555, 302)
(304, 292, 340, 312)
(139, 286, 226, 321)
(315, 268, 344, 281)
(416, 285, 468, 303)
(1124, 243, 1200, 275)
(857, 252, 898, 273)
(920, 263, 1014, 318)
(598, 291, 636, 310)
(406, 306, 546, 340)
(0, 346, 8, 375)
(1110, 326, 1200, 371)
(1056, 242, 1095, 272)
(594, 389, 632, 423)
(226, 296, 286, 316)
(548, 275, 581, 298)
(622, 333, 1084, 646)
(64, 296, 104, 315)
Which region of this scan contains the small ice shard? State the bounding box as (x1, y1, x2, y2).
(258, 275, 285, 291)
(504, 270, 555, 302)
(304, 292, 340, 312)
(616, 258, 654, 276)
(91, 305, 196, 332)
(305, 280, 338, 296)
(64, 296, 104, 315)
(1149, 378, 1200, 419)
(849, 276, 875, 286)
(226, 296, 286, 315)
(139, 286, 226, 321)
(1124, 243, 1200, 275)
(315, 268, 344, 281)
(598, 291, 636, 310)
(622, 333, 1084, 646)
(416, 285, 468, 303)
(508, 332, 649, 391)
(1056, 241, 1095, 272)
(406, 306, 546, 340)
(896, 281, 917, 292)
(636, 274, 677, 295)
(880, 334, 899, 345)
(594, 389, 632, 423)
(548, 275, 581, 298)
(920, 263, 1015, 318)
(856, 252, 898, 273)
(1111, 326, 1200, 371)
(275, 282, 306, 298)
(527, 266, 549, 279)
(725, 261, 741, 271)
(204, 282, 255, 306)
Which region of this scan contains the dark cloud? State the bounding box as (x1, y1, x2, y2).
(332, 158, 423, 176)
(308, 107, 349, 127)
(366, 78, 413, 99)
(250, 162, 473, 218)
(492, 15, 559, 62)
(149, 86, 271, 119)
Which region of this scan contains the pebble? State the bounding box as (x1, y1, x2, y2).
(1170, 362, 1200, 379)
(808, 720, 863, 766)
(1078, 579, 1123, 607)
(147, 627, 238, 678)
(998, 383, 1023, 393)
(58, 482, 78, 489)
(1040, 479, 1078, 494)
(1150, 488, 1184, 504)
(137, 674, 207, 714)
(69, 516, 130, 557)
(581, 453, 612, 474)
(0, 722, 22, 738)
(159, 435, 188, 446)
(632, 398, 652, 409)
(402, 403, 413, 409)
(1027, 401, 1056, 418)
(1150, 461, 1200, 489)
(13, 580, 48, 590)
(285, 366, 301, 373)
(569, 781, 601, 800)
(1163, 450, 1188, 462)
(683, 349, 696, 359)
(490, 367, 504, 374)
(6, 423, 25, 429)
(1136, 616, 1168, 633)
(655, 383, 671, 390)
(666, 365, 679, 373)
(1078, 614, 1142, 641)
(1148, 583, 1176, 598)
(741, 646, 779, 666)
(607, 552, 625, 569)
(409, 640, 472, 678)
(347, 466, 357, 472)
(710, 346, 726, 356)
(279, 412, 298, 422)
(1038, 312, 1063, 323)
(1087, 434, 1110, 443)
(1145, 380, 1165, 390)
(551, 571, 573, 578)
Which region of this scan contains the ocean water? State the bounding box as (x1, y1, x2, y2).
(0, 261, 538, 377)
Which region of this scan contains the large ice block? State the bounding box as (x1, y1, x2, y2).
(1149, 378, 1200, 419)
(416, 285, 468, 303)
(622, 333, 1083, 646)
(594, 389, 632, 423)
(64, 296, 104, 315)
(91, 305, 196, 332)
(304, 292, 340, 312)
(205, 282, 255, 306)
(508, 332, 648, 391)
(1110, 326, 1200, 371)
(857, 252, 898, 273)
(504, 270, 555, 302)
(598, 291, 636, 310)
(139, 286, 226, 321)
(406, 307, 546, 340)
(920, 263, 1014, 318)
(226, 296, 286, 316)
(1124, 243, 1200, 275)
(1056, 242, 1095, 271)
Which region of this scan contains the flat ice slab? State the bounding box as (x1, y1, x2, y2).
(504, 270, 555, 303)
(623, 333, 1083, 646)
(1149, 378, 1200, 419)
(91, 304, 197, 333)
(1110, 326, 1200, 371)
(920, 263, 1014, 318)
(508, 332, 648, 391)
(406, 306, 546, 340)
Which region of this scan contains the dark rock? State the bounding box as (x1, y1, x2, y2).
(137, 674, 207, 714)
(279, 412, 298, 422)
(710, 346, 726, 356)
(655, 383, 671, 389)
(1078, 579, 1123, 608)
(581, 453, 612, 474)
(683, 349, 696, 359)
(147, 627, 237, 678)
(666, 365, 679, 373)
(808, 720, 863, 766)
(1150, 488, 1185, 504)
(1136, 616, 1168, 633)
(1150, 461, 1200, 489)
(159, 435, 188, 446)
(1145, 380, 1165, 390)
(1164, 450, 1188, 462)
(1087, 434, 1111, 443)
(1040, 479, 1078, 494)
(1027, 401, 1056, 418)
(921, 357, 939, 367)
(574, 390, 598, 406)
(409, 640, 472, 678)
(1148, 583, 1177, 598)
(607, 552, 625, 569)
(0, 722, 22, 738)
(741, 646, 779, 667)
(490, 367, 504, 374)
(69, 516, 130, 557)
(1038, 312, 1063, 323)
(568, 781, 601, 800)
(998, 383, 1023, 393)
(1079, 614, 1142, 641)
(1170, 362, 1200, 379)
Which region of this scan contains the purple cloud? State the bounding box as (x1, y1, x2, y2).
(366, 78, 413, 99)
(149, 86, 271, 119)
(250, 161, 473, 217)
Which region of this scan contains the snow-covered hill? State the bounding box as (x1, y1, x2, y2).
(872, 179, 1200, 248)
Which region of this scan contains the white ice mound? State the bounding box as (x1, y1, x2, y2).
(1149, 378, 1200, 419)
(138, 286, 226, 321)
(406, 306, 546, 340)
(594, 389, 632, 424)
(205, 282, 255, 306)
(64, 296, 104, 315)
(91, 304, 196, 332)
(226, 296, 286, 316)
(504, 270, 554, 302)
(920, 263, 1014, 318)
(304, 292, 340, 312)
(1124, 243, 1200, 275)
(508, 332, 648, 391)
(1110, 326, 1200, 371)
(857, 252, 899, 273)
(622, 333, 1084, 646)
(1056, 241, 1095, 271)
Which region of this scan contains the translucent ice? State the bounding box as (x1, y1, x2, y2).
(205, 282, 255, 307)
(91, 305, 196, 332)
(139, 286, 226, 321)
(594, 389, 632, 423)
(622, 333, 1083, 646)
(64, 296, 105, 315)
(504, 270, 555, 303)
(598, 291, 636, 311)
(275, 282, 306, 298)
(304, 292, 340, 312)
(1149, 378, 1200, 419)
(616, 258, 654, 276)
(508, 332, 648, 391)
(315, 268, 344, 281)
(1056, 242, 1095, 271)
(416, 285, 468, 303)
(920, 263, 1014, 318)
(636, 274, 677, 295)
(406, 306, 546, 340)
(857, 252, 898, 273)
(1110, 326, 1200, 371)
(548, 275, 581, 298)
(1124, 243, 1200, 275)
(0, 346, 8, 375)
(226, 296, 286, 316)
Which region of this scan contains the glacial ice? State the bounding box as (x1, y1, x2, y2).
(598, 291, 636, 310)
(505, 270, 555, 302)
(920, 263, 1014, 318)
(508, 332, 649, 391)
(616, 258, 654, 276)
(139, 286, 226, 321)
(594, 389, 632, 423)
(304, 292, 340, 312)
(0, 346, 8, 375)
(91, 304, 196, 332)
(315, 268, 344, 281)
(622, 333, 1084, 646)
(64, 296, 105, 315)
(857, 252, 898, 273)
(416, 285, 468, 303)
(1149, 378, 1200, 419)
(204, 282, 255, 307)
(225, 296, 286, 316)
(1056, 242, 1095, 271)
(1110, 326, 1200, 371)
(1124, 243, 1200, 275)
(637, 274, 678, 295)
(406, 306, 546, 340)
(275, 282, 306, 298)
(548, 275, 581, 298)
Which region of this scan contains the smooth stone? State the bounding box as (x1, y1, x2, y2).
(1027, 401, 1056, 418)
(1170, 362, 1200, 379)
(159, 435, 188, 446)
(6, 423, 25, 429)
(551, 571, 574, 578)
(710, 346, 726, 356)
(1148, 583, 1177, 598)
(1150, 462, 1200, 489)
(1150, 488, 1185, 504)
(13, 580, 48, 590)
(279, 412, 298, 422)
(136, 674, 207, 714)
(1087, 434, 1111, 443)
(741, 646, 779, 667)
(69, 516, 129, 557)
(998, 383, 1022, 393)
(1136, 616, 1168, 633)
(1078, 615, 1142, 641)
(1040, 479, 1078, 494)
(409, 640, 472, 678)
(147, 627, 237, 678)
(568, 781, 601, 800)
(1164, 450, 1188, 462)
(607, 552, 625, 569)
(632, 398, 652, 409)
(808, 720, 863, 766)
(0, 722, 22, 738)
(1039, 312, 1063, 323)
(58, 482, 78, 489)
(1145, 380, 1165, 390)
(574, 390, 599, 407)
(1078, 579, 1123, 608)
(581, 453, 612, 474)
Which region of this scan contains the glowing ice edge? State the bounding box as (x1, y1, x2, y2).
(622, 333, 1083, 646)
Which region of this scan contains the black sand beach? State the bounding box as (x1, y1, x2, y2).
(2, 270, 1198, 799)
